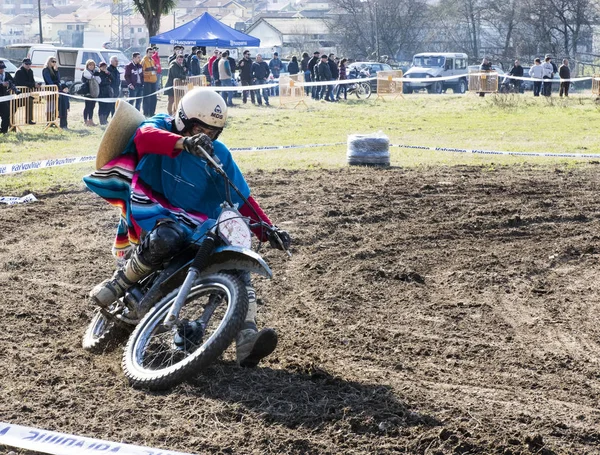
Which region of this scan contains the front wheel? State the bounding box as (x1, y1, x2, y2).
(355, 82, 372, 99)
(122, 273, 248, 390)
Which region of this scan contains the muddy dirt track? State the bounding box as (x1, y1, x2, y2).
(1, 165, 600, 455)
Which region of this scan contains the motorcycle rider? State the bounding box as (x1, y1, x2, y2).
(84, 88, 291, 367)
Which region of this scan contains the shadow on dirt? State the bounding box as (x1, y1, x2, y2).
(179, 361, 441, 433)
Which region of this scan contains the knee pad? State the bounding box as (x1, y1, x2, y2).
(138, 219, 188, 267)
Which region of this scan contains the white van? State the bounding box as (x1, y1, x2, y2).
(403, 52, 469, 94)
(8, 44, 130, 90)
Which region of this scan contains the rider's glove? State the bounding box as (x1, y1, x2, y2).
(183, 133, 214, 157)
(268, 227, 291, 250)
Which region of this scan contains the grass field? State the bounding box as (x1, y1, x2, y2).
(2, 91, 600, 194)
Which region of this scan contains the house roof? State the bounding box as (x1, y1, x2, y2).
(46, 13, 90, 24)
(249, 17, 329, 35)
(4, 15, 34, 26)
(43, 5, 82, 18)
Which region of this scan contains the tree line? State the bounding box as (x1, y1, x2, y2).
(328, 0, 600, 68)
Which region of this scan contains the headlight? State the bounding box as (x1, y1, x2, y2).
(217, 209, 252, 248)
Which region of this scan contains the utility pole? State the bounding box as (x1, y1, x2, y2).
(37, 0, 43, 43)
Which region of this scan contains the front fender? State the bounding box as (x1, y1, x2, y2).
(201, 246, 273, 278)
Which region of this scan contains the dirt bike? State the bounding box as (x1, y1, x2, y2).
(346, 67, 372, 99)
(83, 145, 289, 390)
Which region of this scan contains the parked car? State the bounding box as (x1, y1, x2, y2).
(403, 52, 469, 94)
(347, 61, 393, 91)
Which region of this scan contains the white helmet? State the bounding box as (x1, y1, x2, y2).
(175, 88, 228, 135)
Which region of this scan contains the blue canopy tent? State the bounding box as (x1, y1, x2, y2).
(150, 13, 260, 48)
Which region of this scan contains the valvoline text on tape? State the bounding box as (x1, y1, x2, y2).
(391, 143, 600, 159)
(0, 421, 196, 455)
(0, 155, 96, 175)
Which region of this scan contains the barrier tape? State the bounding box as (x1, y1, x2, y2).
(1, 72, 596, 104)
(390, 143, 600, 159)
(3, 140, 599, 177)
(0, 193, 37, 204)
(0, 155, 96, 175)
(0, 421, 195, 455)
(0, 143, 346, 176)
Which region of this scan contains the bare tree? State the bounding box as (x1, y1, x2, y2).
(329, 0, 428, 62)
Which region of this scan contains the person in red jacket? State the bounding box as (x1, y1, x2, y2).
(152, 47, 162, 90)
(207, 48, 220, 85)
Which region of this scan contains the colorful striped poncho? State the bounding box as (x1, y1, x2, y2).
(83, 114, 251, 259)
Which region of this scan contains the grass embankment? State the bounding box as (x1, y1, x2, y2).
(1, 92, 600, 194)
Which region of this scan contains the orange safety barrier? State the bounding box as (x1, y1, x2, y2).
(172, 76, 208, 110)
(9, 85, 60, 132)
(376, 70, 403, 100)
(468, 69, 498, 94)
(279, 73, 308, 109)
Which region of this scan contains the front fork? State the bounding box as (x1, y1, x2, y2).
(162, 232, 218, 330)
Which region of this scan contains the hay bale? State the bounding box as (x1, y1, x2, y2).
(347, 132, 390, 166)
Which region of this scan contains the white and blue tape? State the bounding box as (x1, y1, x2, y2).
(0, 421, 196, 455)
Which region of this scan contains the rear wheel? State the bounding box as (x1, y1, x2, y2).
(355, 82, 372, 99)
(82, 303, 131, 353)
(122, 273, 248, 390)
(457, 79, 467, 94)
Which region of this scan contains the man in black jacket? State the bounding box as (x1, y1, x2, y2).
(559, 59, 571, 97)
(0, 60, 16, 133)
(308, 51, 320, 99)
(13, 58, 40, 124)
(251, 54, 270, 106)
(318, 54, 333, 101)
(107, 55, 121, 118)
(238, 50, 255, 104)
(507, 59, 524, 93)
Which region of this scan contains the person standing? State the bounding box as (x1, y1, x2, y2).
(42, 56, 60, 122)
(82, 59, 100, 126)
(308, 51, 320, 99)
(251, 54, 270, 106)
(125, 52, 144, 110)
(0, 60, 16, 134)
(336, 58, 348, 101)
(327, 53, 339, 102)
(141, 47, 158, 117)
(542, 56, 554, 96)
(559, 59, 571, 97)
(268, 52, 283, 96)
(189, 49, 201, 76)
(212, 51, 222, 87)
(107, 55, 121, 118)
(317, 54, 333, 101)
(238, 50, 255, 104)
(529, 58, 544, 97)
(165, 53, 187, 115)
(287, 56, 299, 75)
(507, 59, 523, 93)
(152, 47, 162, 90)
(14, 58, 41, 124)
(58, 83, 70, 129)
(301, 52, 311, 96)
(219, 50, 234, 107)
(208, 49, 219, 84)
(97, 62, 113, 125)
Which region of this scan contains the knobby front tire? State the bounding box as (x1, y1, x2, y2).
(122, 273, 248, 390)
